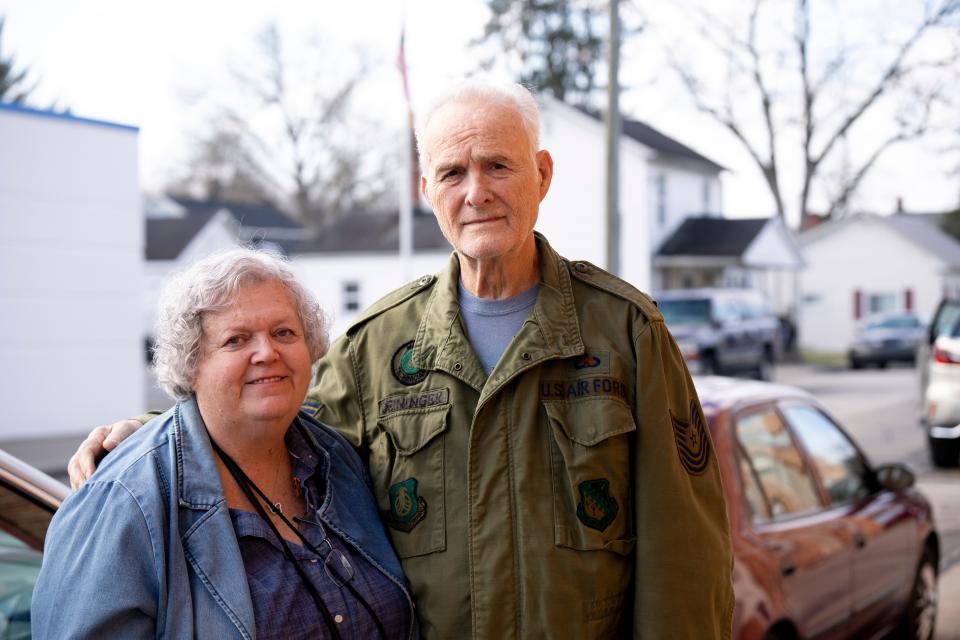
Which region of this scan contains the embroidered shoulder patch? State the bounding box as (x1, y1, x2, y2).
(387, 477, 427, 533)
(391, 340, 428, 386)
(576, 478, 619, 531)
(570, 350, 611, 374)
(670, 400, 711, 475)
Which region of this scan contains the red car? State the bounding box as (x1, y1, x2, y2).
(696, 376, 939, 640)
(0, 449, 68, 637)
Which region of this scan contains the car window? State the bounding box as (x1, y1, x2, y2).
(780, 405, 871, 505)
(737, 452, 772, 522)
(735, 408, 822, 522)
(874, 315, 921, 329)
(714, 299, 741, 323)
(0, 529, 41, 639)
(0, 481, 54, 639)
(933, 302, 960, 338)
(658, 298, 712, 325)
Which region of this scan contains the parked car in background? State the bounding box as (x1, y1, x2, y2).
(848, 312, 925, 369)
(0, 450, 68, 638)
(918, 296, 960, 467)
(696, 376, 939, 640)
(657, 288, 781, 380)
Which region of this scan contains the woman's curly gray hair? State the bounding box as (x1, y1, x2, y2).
(153, 248, 328, 400)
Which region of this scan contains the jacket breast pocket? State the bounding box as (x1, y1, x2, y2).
(544, 399, 636, 555)
(372, 403, 448, 558)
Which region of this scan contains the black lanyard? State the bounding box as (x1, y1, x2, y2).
(210, 423, 388, 640)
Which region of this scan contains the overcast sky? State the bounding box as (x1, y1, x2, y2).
(2, 0, 957, 226)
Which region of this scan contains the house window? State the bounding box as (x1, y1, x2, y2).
(865, 291, 897, 316)
(656, 174, 667, 226)
(343, 281, 361, 312)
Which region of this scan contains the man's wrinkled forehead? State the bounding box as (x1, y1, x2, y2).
(422, 99, 532, 168)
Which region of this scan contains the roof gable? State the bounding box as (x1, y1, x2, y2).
(146, 212, 218, 260)
(800, 213, 960, 267)
(144, 211, 237, 261)
(288, 209, 450, 255)
(169, 195, 301, 230)
(570, 103, 725, 172)
(656, 217, 768, 257)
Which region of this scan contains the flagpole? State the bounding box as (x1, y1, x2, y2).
(397, 21, 413, 280)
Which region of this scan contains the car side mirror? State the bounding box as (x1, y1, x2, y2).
(875, 463, 915, 492)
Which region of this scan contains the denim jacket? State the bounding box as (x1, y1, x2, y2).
(32, 398, 416, 639)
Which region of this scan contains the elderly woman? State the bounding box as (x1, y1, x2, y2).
(32, 249, 415, 639)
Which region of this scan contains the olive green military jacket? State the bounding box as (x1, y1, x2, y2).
(305, 234, 734, 639)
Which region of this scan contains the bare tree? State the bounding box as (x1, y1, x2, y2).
(656, 0, 960, 222)
(172, 23, 388, 230)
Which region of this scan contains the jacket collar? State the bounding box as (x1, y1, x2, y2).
(413, 232, 585, 394)
(173, 397, 229, 509)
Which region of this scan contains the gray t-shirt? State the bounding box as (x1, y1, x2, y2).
(458, 282, 539, 374)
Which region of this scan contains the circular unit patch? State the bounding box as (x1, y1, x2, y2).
(391, 340, 428, 386)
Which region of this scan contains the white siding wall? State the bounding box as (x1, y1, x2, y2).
(0, 107, 142, 442)
(536, 100, 654, 291)
(536, 103, 607, 270)
(648, 164, 722, 254)
(292, 252, 452, 339)
(799, 219, 944, 352)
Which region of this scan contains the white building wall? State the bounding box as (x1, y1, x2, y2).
(0, 106, 142, 445)
(648, 164, 722, 254)
(536, 99, 658, 292)
(618, 142, 652, 292)
(799, 219, 944, 352)
(536, 101, 608, 271)
(292, 252, 452, 339)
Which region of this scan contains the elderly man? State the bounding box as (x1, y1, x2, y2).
(71, 80, 733, 638)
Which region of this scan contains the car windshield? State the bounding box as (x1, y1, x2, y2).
(658, 298, 712, 326)
(868, 316, 920, 330)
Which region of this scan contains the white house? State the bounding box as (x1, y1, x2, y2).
(653, 215, 804, 316)
(798, 213, 960, 353)
(142, 208, 243, 344)
(0, 104, 142, 471)
(288, 209, 452, 338)
(536, 97, 725, 292)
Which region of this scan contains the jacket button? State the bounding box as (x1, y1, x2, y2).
(453, 362, 463, 371)
(574, 262, 589, 273)
(521, 352, 532, 361)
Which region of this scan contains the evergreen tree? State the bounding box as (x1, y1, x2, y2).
(0, 16, 35, 104)
(476, 0, 604, 106)
(941, 208, 960, 243)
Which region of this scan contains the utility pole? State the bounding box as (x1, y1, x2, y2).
(605, 0, 622, 276)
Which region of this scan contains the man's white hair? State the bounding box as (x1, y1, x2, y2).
(416, 79, 541, 171)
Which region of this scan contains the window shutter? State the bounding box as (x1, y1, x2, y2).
(853, 289, 862, 320)
(904, 288, 913, 312)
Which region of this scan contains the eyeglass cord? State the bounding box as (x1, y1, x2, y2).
(210, 429, 388, 640)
